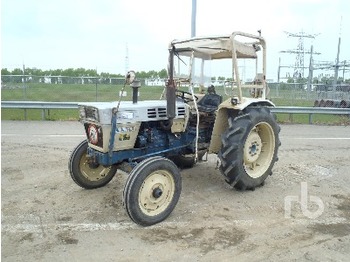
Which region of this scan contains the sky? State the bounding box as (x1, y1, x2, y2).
(1, 0, 349, 81)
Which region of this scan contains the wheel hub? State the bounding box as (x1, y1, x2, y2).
(88, 161, 99, 169)
(80, 155, 112, 181)
(152, 187, 163, 198)
(139, 171, 175, 216)
(242, 122, 276, 179)
(244, 131, 262, 164)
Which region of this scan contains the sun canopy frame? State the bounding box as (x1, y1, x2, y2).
(170, 31, 265, 60)
(166, 31, 268, 118)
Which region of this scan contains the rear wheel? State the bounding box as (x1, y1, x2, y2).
(123, 157, 181, 226)
(69, 140, 117, 189)
(219, 107, 280, 190)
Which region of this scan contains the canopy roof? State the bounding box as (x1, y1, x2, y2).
(170, 34, 262, 60)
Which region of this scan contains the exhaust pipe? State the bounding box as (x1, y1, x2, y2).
(166, 46, 176, 119)
(131, 80, 141, 104)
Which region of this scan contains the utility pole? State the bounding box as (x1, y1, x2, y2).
(23, 63, 27, 100)
(125, 43, 129, 75)
(95, 66, 98, 101)
(191, 0, 197, 91)
(191, 0, 196, 38)
(332, 36, 341, 96)
(307, 45, 314, 97)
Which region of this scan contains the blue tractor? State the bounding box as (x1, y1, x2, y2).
(69, 31, 280, 226)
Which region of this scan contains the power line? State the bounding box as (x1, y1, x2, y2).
(280, 31, 320, 79)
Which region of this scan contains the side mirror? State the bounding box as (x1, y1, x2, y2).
(125, 70, 136, 85)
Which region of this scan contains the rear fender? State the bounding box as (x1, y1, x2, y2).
(208, 98, 275, 154)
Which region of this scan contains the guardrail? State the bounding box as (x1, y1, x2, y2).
(2, 101, 350, 123)
(1, 101, 79, 120)
(271, 106, 350, 124)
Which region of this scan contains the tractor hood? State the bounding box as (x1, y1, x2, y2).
(78, 100, 188, 125)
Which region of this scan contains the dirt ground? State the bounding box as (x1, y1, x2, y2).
(1, 121, 350, 261)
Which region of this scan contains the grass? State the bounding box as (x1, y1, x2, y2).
(275, 113, 350, 125)
(1, 83, 165, 102)
(1, 108, 79, 121)
(1, 83, 349, 124)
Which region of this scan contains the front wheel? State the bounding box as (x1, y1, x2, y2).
(69, 140, 117, 189)
(123, 157, 182, 226)
(219, 107, 280, 190)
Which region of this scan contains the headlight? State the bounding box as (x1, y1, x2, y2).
(85, 107, 99, 122)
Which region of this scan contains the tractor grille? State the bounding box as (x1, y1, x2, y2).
(147, 108, 157, 118)
(147, 106, 186, 119)
(158, 107, 167, 117)
(147, 107, 167, 118)
(177, 107, 185, 116)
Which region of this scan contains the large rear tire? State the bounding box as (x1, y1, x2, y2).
(219, 107, 280, 190)
(69, 140, 117, 189)
(123, 157, 181, 226)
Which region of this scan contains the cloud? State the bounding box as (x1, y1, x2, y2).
(1, 0, 349, 80)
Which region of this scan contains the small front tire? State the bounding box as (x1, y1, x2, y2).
(123, 157, 182, 226)
(69, 140, 117, 189)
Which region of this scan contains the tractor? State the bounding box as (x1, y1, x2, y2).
(69, 31, 281, 226)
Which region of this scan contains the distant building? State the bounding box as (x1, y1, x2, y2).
(145, 78, 166, 86)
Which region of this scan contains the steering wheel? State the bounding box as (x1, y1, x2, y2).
(175, 90, 198, 103)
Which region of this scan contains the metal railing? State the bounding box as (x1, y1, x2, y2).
(2, 101, 79, 109)
(2, 101, 350, 123)
(271, 106, 350, 124)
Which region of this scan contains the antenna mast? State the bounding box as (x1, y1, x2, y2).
(125, 43, 129, 74)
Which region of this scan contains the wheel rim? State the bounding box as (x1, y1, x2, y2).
(243, 122, 275, 178)
(79, 154, 113, 181)
(138, 170, 175, 216)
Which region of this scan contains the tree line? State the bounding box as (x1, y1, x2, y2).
(0, 67, 258, 83)
(1, 67, 168, 79)
(2, 67, 348, 84)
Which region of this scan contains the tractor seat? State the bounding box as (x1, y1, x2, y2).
(197, 93, 222, 113)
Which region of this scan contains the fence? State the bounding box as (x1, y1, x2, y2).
(1, 75, 350, 108)
(2, 101, 350, 124)
(2, 75, 350, 108)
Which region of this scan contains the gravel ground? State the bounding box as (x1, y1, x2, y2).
(1, 121, 350, 261)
